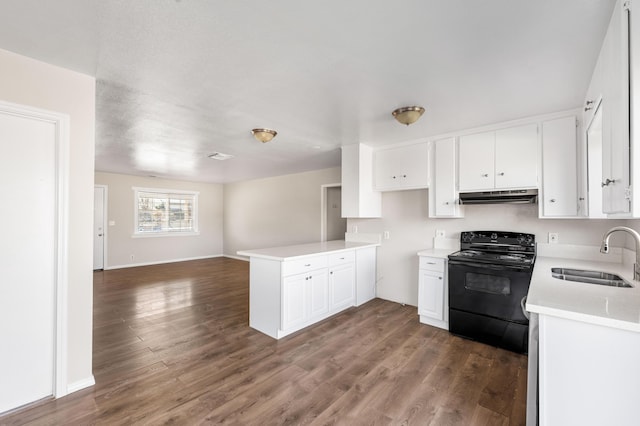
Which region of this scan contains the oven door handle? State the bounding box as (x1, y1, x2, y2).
(448, 259, 531, 272)
(521, 296, 530, 320)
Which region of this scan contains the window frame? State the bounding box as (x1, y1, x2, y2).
(132, 187, 199, 238)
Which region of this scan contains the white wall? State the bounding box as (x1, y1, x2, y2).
(225, 167, 341, 257)
(348, 189, 629, 306)
(95, 172, 224, 268)
(0, 48, 95, 387)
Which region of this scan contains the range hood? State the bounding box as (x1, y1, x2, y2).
(459, 189, 538, 205)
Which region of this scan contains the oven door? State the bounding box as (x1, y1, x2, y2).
(448, 259, 531, 324)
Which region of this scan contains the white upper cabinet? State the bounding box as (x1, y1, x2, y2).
(458, 124, 538, 192)
(600, 0, 630, 215)
(541, 116, 578, 217)
(374, 142, 429, 191)
(341, 144, 381, 218)
(458, 131, 495, 191)
(495, 124, 539, 189)
(582, 0, 631, 217)
(430, 137, 463, 218)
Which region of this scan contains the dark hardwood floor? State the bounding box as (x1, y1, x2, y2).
(0, 257, 527, 425)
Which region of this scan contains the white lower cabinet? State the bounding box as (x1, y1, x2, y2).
(417, 256, 448, 330)
(248, 246, 376, 339)
(538, 314, 640, 426)
(282, 269, 329, 331)
(329, 262, 355, 312)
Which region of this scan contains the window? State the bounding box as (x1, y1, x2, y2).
(133, 187, 199, 236)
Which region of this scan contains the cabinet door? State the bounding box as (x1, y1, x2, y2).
(282, 273, 307, 330)
(601, 0, 630, 214)
(458, 131, 495, 191)
(374, 143, 429, 191)
(495, 124, 539, 189)
(308, 269, 329, 320)
(329, 263, 355, 311)
(541, 117, 578, 217)
(418, 269, 444, 321)
(433, 137, 458, 216)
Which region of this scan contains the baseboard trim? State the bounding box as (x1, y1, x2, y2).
(224, 254, 249, 262)
(105, 254, 224, 270)
(66, 375, 95, 395)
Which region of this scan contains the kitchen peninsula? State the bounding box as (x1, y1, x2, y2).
(238, 240, 379, 339)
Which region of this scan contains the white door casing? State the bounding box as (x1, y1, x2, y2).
(0, 100, 70, 413)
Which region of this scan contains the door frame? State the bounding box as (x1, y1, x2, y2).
(0, 100, 70, 399)
(94, 185, 108, 270)
(320, 183, 342, 242)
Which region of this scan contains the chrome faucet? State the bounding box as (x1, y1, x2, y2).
(600, 226, 640, 281)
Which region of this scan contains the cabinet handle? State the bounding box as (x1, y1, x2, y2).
(601, 178, 616, 187)
(392, 175, 397, 179)
(426, 262, 437, 265)
(402, 174, 407, 178)
(304, 263, 311, 267)
(497, 172, 505, 176)
(550, 199, 556, 203)
(585, 100, 594, 111)
(438, 277, 442, 280)
(481, 173, 489, 177)
(579, 197, 585, 201)
(444, 202, 449, 205)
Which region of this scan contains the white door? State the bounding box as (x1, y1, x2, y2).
(325, 187, 346, 241)
(0, 111, 56, 413)
(93, 186, 105, 270)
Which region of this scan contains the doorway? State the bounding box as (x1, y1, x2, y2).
(321, 184, 347, 241)
(0, 101, 69, 413)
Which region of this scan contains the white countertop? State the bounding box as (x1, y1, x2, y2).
(527, 249, 640, 332)
(417, 248, 457, 259)
(237, 240, 379, 261)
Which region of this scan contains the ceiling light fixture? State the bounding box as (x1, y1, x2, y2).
(392, 106, 425, 126)
(251, 128, 277, 143)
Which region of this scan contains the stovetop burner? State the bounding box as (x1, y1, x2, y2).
(448, 231, 536, 268)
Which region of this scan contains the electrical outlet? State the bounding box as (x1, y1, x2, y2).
(435, 229, 445, 238)
(383, 231, 390, 240)
(130, 254, 135, 261)
(548, 233, 559, 244)
(352, 225, 358, 233)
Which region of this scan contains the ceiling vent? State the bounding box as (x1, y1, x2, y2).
(207, 152, 234, 160)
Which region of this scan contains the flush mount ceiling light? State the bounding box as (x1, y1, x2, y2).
(392, 106, 425, 126)
(251, 128, 277, 143)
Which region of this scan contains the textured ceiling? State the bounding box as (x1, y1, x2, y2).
(0, 0, 617, 183)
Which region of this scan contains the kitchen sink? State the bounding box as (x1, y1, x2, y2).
(551, 267, 633, 288)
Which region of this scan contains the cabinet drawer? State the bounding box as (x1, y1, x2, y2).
(328, 250, 355, 267)
(419, 256, 445, 272)
(282, 255, 328, 276)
